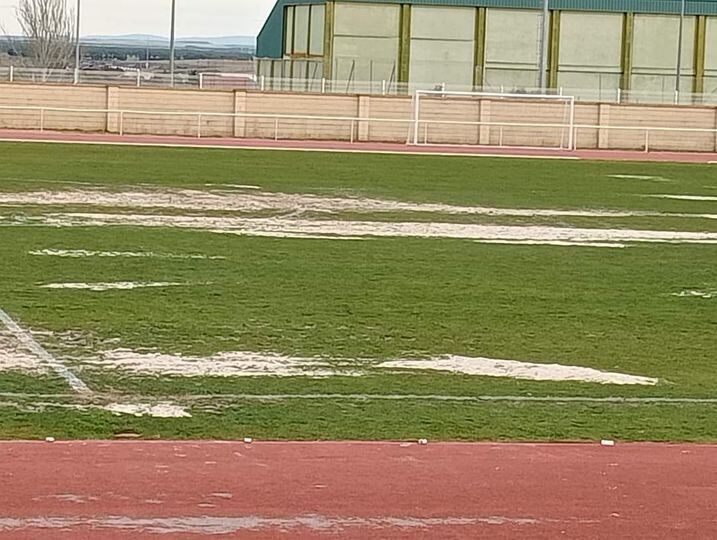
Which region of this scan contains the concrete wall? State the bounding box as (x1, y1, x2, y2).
(332, 2, 400, 83)
(557, 12, 623, 99)
(484, 9, 541, 90)
(632, 14, 696, 95)
(0, 83, 715, 152)
(409, 6, 475, 88)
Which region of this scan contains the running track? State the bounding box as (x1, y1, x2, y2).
(1, 442, 716, 538)
(2, 128, 717, 163)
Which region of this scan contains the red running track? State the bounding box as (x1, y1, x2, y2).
(1, 441, 716, 539)
(2, 128, 717, 163)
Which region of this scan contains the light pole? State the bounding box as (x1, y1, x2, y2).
(74, 0, 81, 84)
(675, 0, 686, 99)
(169, 0, 176, 87)
(537, 0, 550, 91)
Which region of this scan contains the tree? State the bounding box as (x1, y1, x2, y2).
(15, 0, 75, 69)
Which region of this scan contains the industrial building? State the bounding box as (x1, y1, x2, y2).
(256, 0, 717, 98)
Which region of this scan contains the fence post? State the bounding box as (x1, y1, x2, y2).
(321, 78, 326, 94)
(350, 119, 355, 143)
(260, 75, 265, 92)
(119, 111, 124, 136)
(197, 114, 202, 138)
(644, 129, 650, 153)
(499, 126, 504, 147)
(274, 118, 279, 141)
(9, 65, 13, 83)
(39, 108, 44, 131)
(136, 69, 141, 87)
(199, 73, 204, 90)
(382, 80, 387, 95)
(73, 68, 79, 85)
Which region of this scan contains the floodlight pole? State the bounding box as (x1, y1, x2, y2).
(74, 0, 81, 84)
(537, 0, 550, 90)
(169, 0, 176, 87)
(675, 0, 686, 97)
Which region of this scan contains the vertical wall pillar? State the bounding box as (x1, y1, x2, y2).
(473, 7, 487, 88)
(598, 103, 610, 149)
(548, 10, 561, 89)
(106, 86, 120, 133)
(233, 90, 247, 138)
(358, 95, 370, 141)
(478, 99, 491, 144)
(620, 12, 635, 94)
(694, 15, 707, 95)
(323, 1, 335, 80)
(398, 4, 412, 85)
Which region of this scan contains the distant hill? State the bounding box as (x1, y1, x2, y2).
(82, 34, 255, 49)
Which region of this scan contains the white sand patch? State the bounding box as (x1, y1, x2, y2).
(609, 174, 673, 182)
(0, 399, 190, 418)
(90, 349, 358, 378)
(204, 183, 262, 190)
(672, 289, 716, 299)
(29, 249, 225, 260)
(0, 329, 47, 372)
(379, 356, 658, 385)
(474, 240, 626, 248)
(647, 194, 717, 202)
(224, 231, 367, 240)
(21, 213, 717, 245)
(40, 281, 184, 292)
(104, 402, 191, 418)
(89, 348, 656, 386)
(0, 188, 665, 218)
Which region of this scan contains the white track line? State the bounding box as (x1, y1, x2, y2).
(0, 308, 90, 394)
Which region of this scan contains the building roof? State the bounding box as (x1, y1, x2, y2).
(257, 0, 717, 58)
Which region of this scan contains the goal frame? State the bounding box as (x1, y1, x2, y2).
(412, 90, 576, 150)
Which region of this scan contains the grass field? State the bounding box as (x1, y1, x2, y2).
(1, 141, 716, 441)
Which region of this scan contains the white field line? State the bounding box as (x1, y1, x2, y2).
(0, 308, 90, 394)
(1, 392, 717, 405)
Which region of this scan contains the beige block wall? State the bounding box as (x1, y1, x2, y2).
(117, 87, 235, 137)
(0, 83, 107, 132)
(0, 83, 715, 152)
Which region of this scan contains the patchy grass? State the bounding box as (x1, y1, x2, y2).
(0, 142, 715, 440)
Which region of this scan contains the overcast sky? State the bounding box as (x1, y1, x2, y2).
(0, 0, 276, 37)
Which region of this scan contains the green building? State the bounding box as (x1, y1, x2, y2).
(256, 0, 717, 99)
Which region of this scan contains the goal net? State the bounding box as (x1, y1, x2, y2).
(412, 90, 576, 150)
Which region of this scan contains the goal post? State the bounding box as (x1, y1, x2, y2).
(412, 90, 576, 150)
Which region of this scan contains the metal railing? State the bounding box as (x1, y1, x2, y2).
(0, 103, 716, 153)
(2, 66, 717, 107)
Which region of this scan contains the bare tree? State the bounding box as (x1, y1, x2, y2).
(15, 0, 75, 70)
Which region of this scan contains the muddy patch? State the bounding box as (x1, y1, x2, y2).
(0, 188, 676, 219)
(0, 329, 47, 373)
(12, 213, 717, 245)
(379, 356, 658, 385)
(89, 349, 360, 378)
(87, 348, 656, 386)
(40, 282, 186, 292)
(672, 289, 716, 299)
(30, 249, 225, 260)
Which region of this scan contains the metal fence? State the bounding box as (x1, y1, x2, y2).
(1, 103, 716, 153)
(2, 66, 717, 106)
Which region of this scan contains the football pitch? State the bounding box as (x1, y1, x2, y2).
(0, 141, 716, 441)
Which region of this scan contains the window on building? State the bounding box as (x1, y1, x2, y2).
(284, 4, 325, 57)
